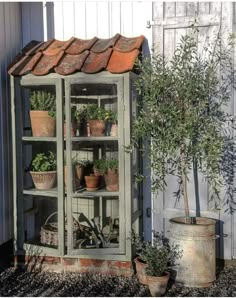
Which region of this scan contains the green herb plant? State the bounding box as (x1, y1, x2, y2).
(129, 26, 236, 220)
(30, 90, 56, 118)
(93, 158, 118, 174)
(131, 231, 182, 277)
(31, 151, 56, 172)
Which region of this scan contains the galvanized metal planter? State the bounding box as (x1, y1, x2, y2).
(169, 217, 217, 287)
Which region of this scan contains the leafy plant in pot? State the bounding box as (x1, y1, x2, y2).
(30, 151, 57, 190)
(30, 90, 56, 137)
(103, 158, 119, 191)
(74, 105, 88, 136)
(85, 104, 110, 136)
(129, 27, 236, 287)
(131, 231, 181, 296)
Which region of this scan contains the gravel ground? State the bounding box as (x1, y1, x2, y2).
(0, 265, 236, 296)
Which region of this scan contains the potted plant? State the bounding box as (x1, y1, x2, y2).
(105, 110, 118, 136)
(30, 90, 56, 137)
(30, 151, 57, 190)
(131, 231, 181, 296)
(103, 158, 119, 191)
(129, 27, 236, 287)
(85, 104, 108, 136)
(74, 105, 88, 136)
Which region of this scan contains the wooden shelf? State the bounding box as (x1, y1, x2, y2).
(22, 136, 57, 142)
(23, 187, 58, 197)
(72, 188, 119, 198)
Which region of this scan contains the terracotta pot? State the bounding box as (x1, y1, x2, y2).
(134, 256, 148, 285)
(88, 120, 106, 136)
(84, 175, 100, 191)
(147, 271, 170, 297)
(64, 122, 76, 137)
(30, 110, 56, 137)
(104, 168, 119, 191)
(110, 123, 118, 136)
(30, 171, 57, 190)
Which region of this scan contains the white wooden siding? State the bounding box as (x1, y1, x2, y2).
(0, 2, 22, 245)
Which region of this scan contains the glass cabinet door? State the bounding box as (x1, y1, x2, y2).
(64, 77, 125, 255)
(13, 76, 64, 256)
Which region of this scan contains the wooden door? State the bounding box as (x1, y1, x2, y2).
(151, 2, 235, 260)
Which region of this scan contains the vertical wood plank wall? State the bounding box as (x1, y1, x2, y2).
(152, 1, 235, 260)
(0, 2, 22, 245)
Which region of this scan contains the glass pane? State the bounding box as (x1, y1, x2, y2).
(22, 85, 57, 137)
(23, 196, 58, 249)
(72, 197, 119, 249)
(67, 83, 118, 137)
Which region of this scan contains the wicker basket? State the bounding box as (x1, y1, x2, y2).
(40, 212, 90, 247)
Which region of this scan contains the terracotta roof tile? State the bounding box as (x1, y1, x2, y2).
(66, 37, 98, 55)
(114, 35, 145, 52)
(107, 49, 140, 73)
(43, 38, 75, 56)
(32, 52, 65, 75)
(55, 51, 90, 75)
(82, 48, 113, 73)
(8, 34, 144, 76)
(91, 34, 120, 53)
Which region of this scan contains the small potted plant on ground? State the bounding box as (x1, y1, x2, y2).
(30, 151, 57, 190)
(30, 90, 56, 137)
(131, 231, 181, 296)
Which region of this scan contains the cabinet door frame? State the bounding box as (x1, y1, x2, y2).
(64, 74, 127, 257)
(12, 75, 64, 256)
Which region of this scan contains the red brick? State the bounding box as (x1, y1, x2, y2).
(79, 258, 107, 268)
(61, 257, 78, 266)
(43, 256, 60, 264)
(107, 261, 132, 270)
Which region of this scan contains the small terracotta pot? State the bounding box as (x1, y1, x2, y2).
(88, 120, 106, 136)
(30, 171, 57, 190)
(30, 110, 56, 137)
(110, 123, 118, 136)
(84, 175, 100, 191)
(104, 168, 119, 191)
(64, 122, 76, 137)
(134, 256, 148, 285)
(147, 271, 170, 297)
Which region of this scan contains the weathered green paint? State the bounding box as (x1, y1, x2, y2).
(11, 71, 140, 261)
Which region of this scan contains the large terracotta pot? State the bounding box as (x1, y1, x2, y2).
(104, 169, 119, 191)
(147, 271, 170, 297)
(30, 110, 56, 137)
(88, 120, 106, 136)
(84, 175, 100, 191)
(30, 171, 57, 190)
(134, 256, 148, 285)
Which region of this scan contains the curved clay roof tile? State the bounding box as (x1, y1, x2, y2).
(32, 52, 65, 76)
(91, 34, 120, 53)
(107, 49, 140, 73)
(114, 35, 145, 52)
(43, 38, 75, 56)
(82, 48, 113, 73)
(66, 37, 98, 55)
(55, 51, 90, 75)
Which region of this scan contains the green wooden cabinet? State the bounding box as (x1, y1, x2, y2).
(11, 71, 141, 262)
